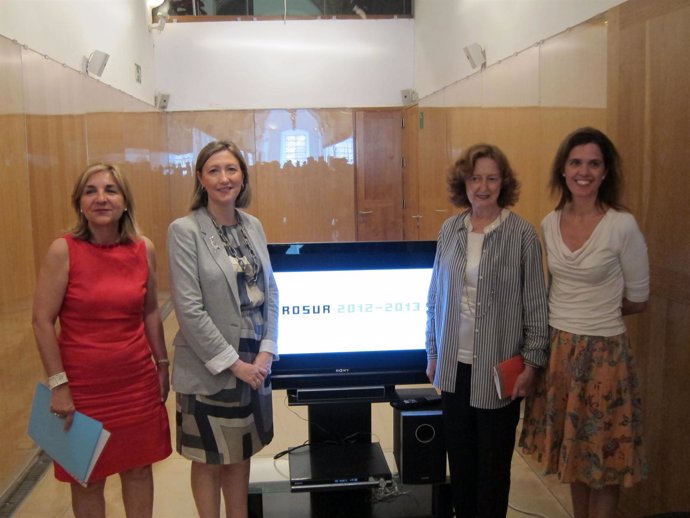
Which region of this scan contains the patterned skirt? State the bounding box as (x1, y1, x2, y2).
(519, 329, 647, 488)
(176, 309, 273, 465)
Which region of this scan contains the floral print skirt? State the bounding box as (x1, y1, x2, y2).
(519, 329, 647, 488)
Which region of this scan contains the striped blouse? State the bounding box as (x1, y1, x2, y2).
(425, 210, 549, 409)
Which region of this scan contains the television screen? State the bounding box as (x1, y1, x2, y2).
(268, 241, 436, 402)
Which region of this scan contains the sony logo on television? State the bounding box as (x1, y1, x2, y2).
(335, 368, 350, 373)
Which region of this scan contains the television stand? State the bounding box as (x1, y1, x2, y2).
(286, 400, 391, 491)
(248, 394, 452, 518)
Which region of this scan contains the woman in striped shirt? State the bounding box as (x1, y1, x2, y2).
(425, 143, 549, 518)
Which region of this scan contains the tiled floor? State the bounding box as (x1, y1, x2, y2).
(11, 313, 573, 518)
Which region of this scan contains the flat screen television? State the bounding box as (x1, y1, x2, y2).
(268, 240, 436, 404)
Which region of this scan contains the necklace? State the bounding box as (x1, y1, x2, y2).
(211, 215, 260, 285)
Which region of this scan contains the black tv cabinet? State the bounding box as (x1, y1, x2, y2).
(248, 388, 452, 518)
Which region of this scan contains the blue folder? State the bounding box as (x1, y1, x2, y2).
(28, 382, 111, 486)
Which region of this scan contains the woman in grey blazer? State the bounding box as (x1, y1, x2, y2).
(168, 141, 278, 518)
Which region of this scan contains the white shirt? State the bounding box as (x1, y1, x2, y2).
(456, 211, 505, 363)
(542, 209, 649, 337)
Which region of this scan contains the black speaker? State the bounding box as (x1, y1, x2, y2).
(393, 408, 446, 484)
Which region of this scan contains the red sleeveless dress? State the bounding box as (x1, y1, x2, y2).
(55, 235, 171, 483)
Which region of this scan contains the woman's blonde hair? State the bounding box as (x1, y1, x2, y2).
(190, 140, 251, 210)
(70, 163, 138, 243)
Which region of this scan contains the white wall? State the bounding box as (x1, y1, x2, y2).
(0, 0, 627, 110)
(414, 0, 627, 99)
(0, 0, 157, 104)
(152, 18, 415, 110)
(420, 19, 608, 109)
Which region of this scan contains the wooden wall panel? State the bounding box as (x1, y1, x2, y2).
(0, 115, 34, 301)
(121, 112, 172, 292)
(255, 157, 356, 243)
(416, 108, 455, 240)
(643, 6, 690, 276)
(86, 112, 125, 164)
(254, 109, 356, 243)
(0, 38, 42, 499)
(445, 108, 487, 154)
(0, 48, 35, 305)
(26, 115, 88, 274)
(609, 1, 690, 515)
(165, 113, 196, 224)
(402, 106, 421, 240)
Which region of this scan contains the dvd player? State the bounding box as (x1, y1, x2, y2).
(288, 442, 391, 492)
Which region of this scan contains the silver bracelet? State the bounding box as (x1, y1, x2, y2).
(47, 371, 68, 390)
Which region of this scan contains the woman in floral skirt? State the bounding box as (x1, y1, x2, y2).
(520, 127, 649, 518)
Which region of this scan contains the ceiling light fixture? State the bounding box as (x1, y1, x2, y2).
(149, 0, 170, 31)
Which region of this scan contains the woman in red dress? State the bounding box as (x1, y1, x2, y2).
(32, 163, 172, 518)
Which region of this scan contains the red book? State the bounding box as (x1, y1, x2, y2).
(492, 355, 524, 399)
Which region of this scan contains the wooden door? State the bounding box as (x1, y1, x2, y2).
(354, 110, 403, 241)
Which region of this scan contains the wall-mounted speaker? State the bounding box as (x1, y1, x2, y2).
(463, 42, 486, 69)
(393, 408, 446, 484)
(155, 93, 170, 110)
(86, 50, 110, 77)
(401, 89, 418, 105)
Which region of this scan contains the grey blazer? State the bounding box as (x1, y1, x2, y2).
(167, 207, 279, 395)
